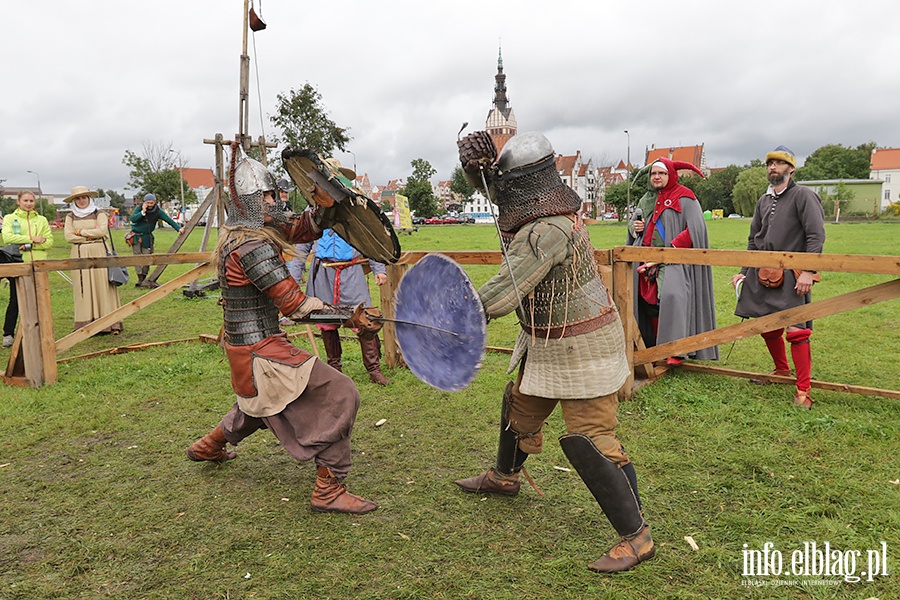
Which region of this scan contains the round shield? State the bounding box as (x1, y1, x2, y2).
(395, 253, 486, 392)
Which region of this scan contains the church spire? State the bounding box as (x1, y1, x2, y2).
(493, 43, 508, 114)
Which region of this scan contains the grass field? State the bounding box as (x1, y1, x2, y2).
(0, 220, 897, 599)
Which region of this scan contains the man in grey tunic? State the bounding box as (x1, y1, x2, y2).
(292, 228, 392, 385)
(732, 146, 825, 409)
(626, 157, 718, 365)
(452, 131, 654, 573)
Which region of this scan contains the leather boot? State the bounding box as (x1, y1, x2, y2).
(310, 466, 378, 514)
(455, 382, 527, 496)
(359, 331, 391, 385)
(135, 274, 145, 288)
(589, 525, 656, 573)
(560, 433, 655, 573)
(187, 425, 237, 462)
(321, 329, 343, 372)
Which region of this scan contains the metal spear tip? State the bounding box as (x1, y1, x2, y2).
(457, 122, 469, 140)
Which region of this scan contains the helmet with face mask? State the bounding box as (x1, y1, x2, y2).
(490, 132, 582, 232)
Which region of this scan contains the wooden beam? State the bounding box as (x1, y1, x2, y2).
(34, 271, 57, 384)
(55, 263, 214, 354)
(614, 246, 900, 275)
(381, 263, 408, 368)
(635, 278, 900, 365)
(678, 363, 900, 401)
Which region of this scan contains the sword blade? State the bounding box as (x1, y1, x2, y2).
(374, 317, 460, 337)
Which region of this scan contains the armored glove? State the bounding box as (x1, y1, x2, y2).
(457, 131, 497, 172)
(343, 304, 384, 334)
(289, 295, 326, 320)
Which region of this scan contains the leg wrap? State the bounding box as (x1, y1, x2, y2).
(786, 328, 812, 392)
(761, 328, 790, 373)
(497, 382, 528, 475)
(559, 433, 646, 539)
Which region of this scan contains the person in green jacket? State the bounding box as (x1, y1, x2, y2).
(129, 193, 184, 288)
(1, 191, 54, 262)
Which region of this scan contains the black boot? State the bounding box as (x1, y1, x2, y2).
(321, 329, 343, 372)
(359, 331, 391, 385)
(455, 382, 527, 495)
(560, 433, 655, 573)
(135, 273, 145, 288)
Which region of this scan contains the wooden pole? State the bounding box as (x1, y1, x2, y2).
(381, 263, 408, 368)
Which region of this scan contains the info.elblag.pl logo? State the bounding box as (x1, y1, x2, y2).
(741, 541, 890, 586)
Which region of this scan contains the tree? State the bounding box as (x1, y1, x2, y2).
(122, 141, 196, 207)
(814, 180, 855, 218)
(681, 165, 742, 215)
(400, 158, 440, 218)
(603, 181, 630, 218)
(269, 83, 350, 160)
(98, 188, 127, 211)
(731, 166, 768, 216)
(449, 166, 476, 202)
(795, 142, 876, 181)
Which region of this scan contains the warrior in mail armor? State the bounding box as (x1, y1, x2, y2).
(453, 131, 654, 572)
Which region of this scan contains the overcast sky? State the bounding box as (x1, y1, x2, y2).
(3, 0, 898, 197)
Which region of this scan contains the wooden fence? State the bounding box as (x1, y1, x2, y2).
(2, 248, 899, 400)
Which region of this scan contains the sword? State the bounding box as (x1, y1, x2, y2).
(300, 311, 459, 336)
(723, 278, 745, 364)
(371, 316, 460, 337)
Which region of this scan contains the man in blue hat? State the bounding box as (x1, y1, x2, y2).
(130, 193, 184, 288)
(732, 146, 825, 409)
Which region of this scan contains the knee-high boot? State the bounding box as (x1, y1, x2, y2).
(321, 329, 343, 372)
(358, 331, 391, 385)
(560, 433, 655, 573)
(454, 382, 527, 496)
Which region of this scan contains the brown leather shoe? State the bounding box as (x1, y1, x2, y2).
(454, 468, 520, 496)
(588, 526, 655, 573)
(186, 425, 236, 462)
(749, 369, 793, 385)
(793, 390, 813, 409)
(368, 371, 392, 386)
(311, 466, 378, 514)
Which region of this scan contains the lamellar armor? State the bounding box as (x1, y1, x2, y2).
(219, 239, 294, 346)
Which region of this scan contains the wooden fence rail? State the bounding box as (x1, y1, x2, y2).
(2, 248, 898, 401)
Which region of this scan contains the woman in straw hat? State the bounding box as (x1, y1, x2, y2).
(63, 186, 123, 334)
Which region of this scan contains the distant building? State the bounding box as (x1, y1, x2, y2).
(645, 144, 708, 176)
(798, 179, 882, 216)
(181, 167, 216, 205)
(869, 147, 900, 208)
(485, 46, 517, 154)
(556, 152, 596, 218)
(376, 179, 404, 210)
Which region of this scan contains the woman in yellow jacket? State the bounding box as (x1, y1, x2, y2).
(1, 190, 54, 262)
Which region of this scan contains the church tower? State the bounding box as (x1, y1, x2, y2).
(485, 45, 517, 153)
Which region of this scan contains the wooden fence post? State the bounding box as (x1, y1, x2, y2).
(381, 263, 408, 368)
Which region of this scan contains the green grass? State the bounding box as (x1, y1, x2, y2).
(0, 221, 897, 599)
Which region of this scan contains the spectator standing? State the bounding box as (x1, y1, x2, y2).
(63, 186, 123, 334)
(0, 217, 23, 348)
(626, 158, 718, 365)
(732, 146, 825, 409)
(0, 191, 52, 347)
(129, 193, 184, 287)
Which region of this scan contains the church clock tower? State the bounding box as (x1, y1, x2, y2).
(485, 46, 517, 153)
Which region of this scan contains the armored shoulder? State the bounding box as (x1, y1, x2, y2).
(235, 239, 291, 290)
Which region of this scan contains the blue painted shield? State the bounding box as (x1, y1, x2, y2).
(395, 253, 486, 392)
